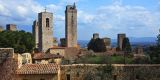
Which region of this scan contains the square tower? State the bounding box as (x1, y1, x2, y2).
(117, 33, 126, 50)
(38, 12, 53, 52)
(32, 20, 39, 48)
(93, 33, 99, 39)
(65, 3, 77, 47)
(6, 24, 17, 31)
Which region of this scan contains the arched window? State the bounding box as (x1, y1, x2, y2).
(46, 18, 49, 27)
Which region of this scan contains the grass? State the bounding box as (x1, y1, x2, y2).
(78, 55, 133, 64)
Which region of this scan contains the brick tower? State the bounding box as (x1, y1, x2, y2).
(38, 11, 53, 52)
(65, 3, 77, 47)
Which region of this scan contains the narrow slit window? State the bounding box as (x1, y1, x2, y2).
(66, 74, 70, 80)
(46, 18, 49, 27)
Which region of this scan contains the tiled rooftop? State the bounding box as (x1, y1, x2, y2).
(33, 53, 63, 60)
(16, 64, 59, 74)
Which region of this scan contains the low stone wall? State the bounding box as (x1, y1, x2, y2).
(60, 64, 160, 80)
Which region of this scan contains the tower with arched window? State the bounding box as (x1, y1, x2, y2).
(38, 11, 53, 52)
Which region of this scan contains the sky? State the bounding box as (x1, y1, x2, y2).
(0, 0, 160, 40)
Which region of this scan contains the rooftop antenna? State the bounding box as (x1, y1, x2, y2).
(44, 6, 47, 12)
(73, 2, 76, 8)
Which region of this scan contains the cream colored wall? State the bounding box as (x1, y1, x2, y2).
(50, 49, 65, 56)
(35, 60, 49, 64)
(21, 53, 32, 64)
(17, 54, 22, 68)
(54, 59, 62, 64)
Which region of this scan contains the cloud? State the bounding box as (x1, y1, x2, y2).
(0, 0, 159, 40)
(0, 0, 65, 26)
(77, 1, 160, 39)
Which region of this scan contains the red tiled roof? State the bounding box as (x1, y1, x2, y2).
(33, 53, 63, 60)
(16, 64, 59, 74)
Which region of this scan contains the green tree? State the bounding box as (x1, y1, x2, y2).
(122, 37, 132, 52)
(87, 38, 106, 52)
(148, 30, 160, 64)
(148, 46, 160, 64)
(0, 30, 35, 53)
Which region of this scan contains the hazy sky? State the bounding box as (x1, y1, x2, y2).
(0, 0, 160, 40)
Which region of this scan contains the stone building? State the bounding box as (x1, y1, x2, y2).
(38, 11, 53, 52)
(33, 52, 63, 64)
(93, 33, 99, 39)
(49, 47, 80, 63)
(65, 3, 77, 47)
(135, 46, 144, 54)
(0, 26, 3, 32)
(32, 20, 39, 48)
(21, 53, 32, 64)
(49, 47, 66, 57)
(133, 46, 145, 57)
(117, 33, 126, 50)
(6, 24, 17, 31)
(102, 37, 111, 48)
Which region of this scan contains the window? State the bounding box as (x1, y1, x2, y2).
(46, 18, 49, 27)
(136, 75, 140, 80)
(113, 75, 117, 80)
(66, 74, 70, 80)
(57, 53, 60, 55)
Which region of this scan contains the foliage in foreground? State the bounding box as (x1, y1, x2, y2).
(0, 30, 35, 53)
(147, 31, 160, 64)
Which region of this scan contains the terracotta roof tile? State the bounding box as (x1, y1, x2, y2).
(33, 53, 63, 60)
(16, 64, 59, 74)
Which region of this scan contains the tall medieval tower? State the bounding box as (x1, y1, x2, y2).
(38, 11, 53, 52)
(117, 33, 126, 50)
(32, 20, 39, 48)
(65, 3, 77, 47)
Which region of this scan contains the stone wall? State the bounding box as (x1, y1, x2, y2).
(50, 48, 65, 57)
(17, 74, 57, 80)
(0, 48, 18, 80)
(60, 64, 160, 80)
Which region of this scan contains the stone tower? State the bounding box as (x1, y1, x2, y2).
(93, 33, 99, 39)
(6, 24, 17, 31)
(32, 20, 39, 48)
(117, 33, 126, 50)
(0, 26, 3, 32)
(102, 37, 111, 48)
(38, 11, 53, 52)
(65, 3, 77, 47)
